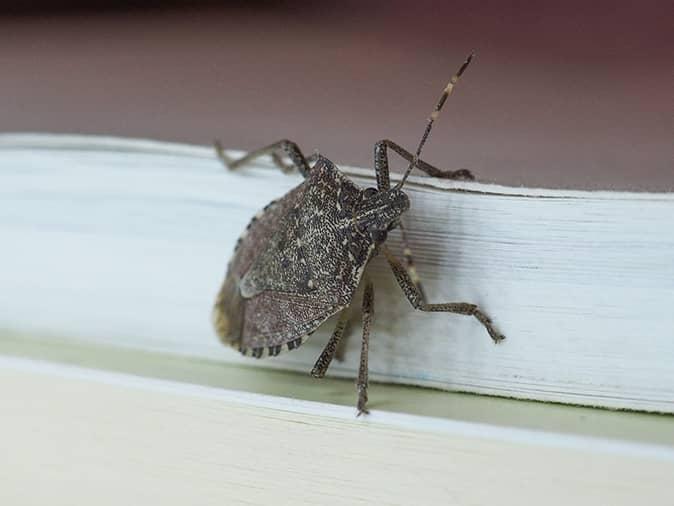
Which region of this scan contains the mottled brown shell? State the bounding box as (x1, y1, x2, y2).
(213, 157, 376, 358)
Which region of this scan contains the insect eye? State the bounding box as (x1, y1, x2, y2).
(363, 187, 378, 199)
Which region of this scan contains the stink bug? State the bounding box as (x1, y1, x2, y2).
(212, 54, 505, 415)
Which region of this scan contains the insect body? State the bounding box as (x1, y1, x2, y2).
(212, 55, 505, 414)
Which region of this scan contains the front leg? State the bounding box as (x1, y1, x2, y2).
(382, 246, 505, 344)
(214, 138, 318, 178)
(373, 139, 474, 191)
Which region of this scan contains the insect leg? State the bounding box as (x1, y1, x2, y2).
(311, 308, 350, 378)
(382, 246, 505, 344)
(214, 139, 318, 178)
(356, 279, 375, 416)
(374, 139, 474, 190)
(398, 221, 428, 303)
(334, 315, 354, 362)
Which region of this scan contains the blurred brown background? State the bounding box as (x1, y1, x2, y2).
(1, 1, 671, 190)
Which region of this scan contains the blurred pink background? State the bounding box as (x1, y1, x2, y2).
(1, 1, 671, 190)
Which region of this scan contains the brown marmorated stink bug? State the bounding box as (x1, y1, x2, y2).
(212, 54, 505, 415)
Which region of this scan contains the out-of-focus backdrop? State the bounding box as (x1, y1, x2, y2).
(1, 1, 671, 190)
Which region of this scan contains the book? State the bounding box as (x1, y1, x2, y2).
(2, 133, 673, 505)
(1, 133, 673, 414)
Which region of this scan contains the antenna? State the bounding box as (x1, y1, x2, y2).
(395, 53, 474, 189)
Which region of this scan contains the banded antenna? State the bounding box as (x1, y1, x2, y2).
(395, 53, 474, 189)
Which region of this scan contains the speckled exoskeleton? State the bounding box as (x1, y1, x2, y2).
(212, 55, 504, 415)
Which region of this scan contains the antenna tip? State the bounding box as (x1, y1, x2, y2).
(452, 51, 475, 79)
